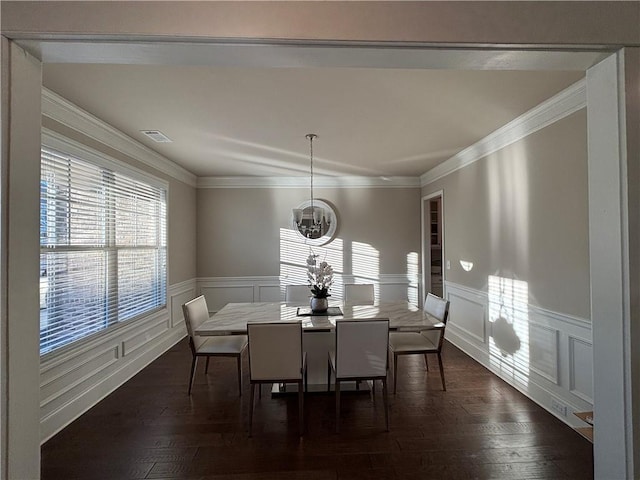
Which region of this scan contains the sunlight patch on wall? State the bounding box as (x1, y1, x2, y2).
(279, 228, 344, 299)
(352, 241, 380, 303)
(407, 252, 419, 305)
(488, 274, 530, 388)
(460, 260, 474, 272)
(487, 146, 530, 272)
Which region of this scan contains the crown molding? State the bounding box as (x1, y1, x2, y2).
(41, 88, 197, 187)
(420, 78, 586, 186)
(197, 175, 420, 189)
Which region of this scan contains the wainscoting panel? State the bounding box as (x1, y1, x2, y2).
(528, 323, 560, 384)
(569, 335, 594, 403)
(40, 345, 119, 419)
(447, 287, 486, 344)
(121, 314, 171, 357)
(444, 281, 593, 428)
(39, 280, 192, 443)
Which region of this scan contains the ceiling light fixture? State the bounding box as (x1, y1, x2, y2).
(292, 134, 330, 236)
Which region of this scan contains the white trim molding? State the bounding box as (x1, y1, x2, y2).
(443, 280, 593, 429)
(41, 88, 197, 187)
(420, 79, 586, 186)
(197, 175, 421, 189)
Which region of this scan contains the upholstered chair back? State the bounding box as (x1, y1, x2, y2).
(334, 319, 389, 379)
(344, 284, 375, 305)
(248, 322, 303, 381)
(422, 293, 450, 347)
(285, 285, 311, 306)
(182, 295, 210, 350)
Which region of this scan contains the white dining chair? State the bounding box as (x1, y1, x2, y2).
(247, 321, 307, 436)
(182, 295, 248, 396)
(327, 318, 390, 432)
(285, 284, 311, 306)
(343, 283, 375, 305)
(389, 292, 450, 393)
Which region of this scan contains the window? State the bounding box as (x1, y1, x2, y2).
(40, 146, 167, 355)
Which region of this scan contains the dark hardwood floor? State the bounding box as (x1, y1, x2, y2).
(42, 339, 593, 479)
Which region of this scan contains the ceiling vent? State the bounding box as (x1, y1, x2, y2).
(140, 130, 172, 143)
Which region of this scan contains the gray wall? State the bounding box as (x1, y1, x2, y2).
(424, 110, 589, 319)
(168, 180, 197, 284)
(197, 186, 421, 278)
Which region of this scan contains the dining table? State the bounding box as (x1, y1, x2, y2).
(195, 301, 444, 390)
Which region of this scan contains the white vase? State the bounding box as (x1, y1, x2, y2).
(310, 296, 328, 313)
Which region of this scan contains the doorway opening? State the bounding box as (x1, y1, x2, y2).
(422, 191, 444, 303)
(429, 196, 443, 297)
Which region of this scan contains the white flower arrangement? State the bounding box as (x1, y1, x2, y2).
(306, 253, 334, 299)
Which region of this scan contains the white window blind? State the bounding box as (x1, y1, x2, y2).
(40, 147, 167, 355)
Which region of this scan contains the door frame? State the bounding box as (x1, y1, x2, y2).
(421, 190, 444, 307)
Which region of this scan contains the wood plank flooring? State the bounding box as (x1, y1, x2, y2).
(42, 339, 593, 479)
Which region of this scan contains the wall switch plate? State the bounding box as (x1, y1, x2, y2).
(446, 260, 451, 270)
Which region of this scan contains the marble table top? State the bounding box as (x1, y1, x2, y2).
(195, 301, 444, 336)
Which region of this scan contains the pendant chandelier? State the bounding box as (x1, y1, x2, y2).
(292, 134, 331, 236)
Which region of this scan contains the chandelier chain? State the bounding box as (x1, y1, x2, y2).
(306, 133, 317, 216)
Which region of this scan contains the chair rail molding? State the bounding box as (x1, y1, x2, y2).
(443, 280, 593, 428)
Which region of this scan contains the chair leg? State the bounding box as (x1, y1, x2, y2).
(298, 380, 304, 436)
(437, 352, 446, 391)
(258, 384, 262, 399)
(424, 353, 429, 371)
(335, 380, 341, 433)
(393, 353, 398, 394)
(188, 356, 197, 395)
(205, 356, 210, 374)
(249, 383, 255, 437)
(236, 355, 243, 396)
(382, 377, 389, 431)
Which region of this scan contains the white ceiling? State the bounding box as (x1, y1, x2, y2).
(37, 43, 588, 179)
